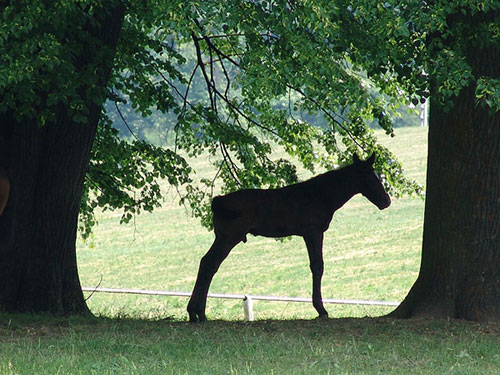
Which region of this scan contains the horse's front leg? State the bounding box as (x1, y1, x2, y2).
(187, 236, 239, 322)
(304, 232, 328, 318)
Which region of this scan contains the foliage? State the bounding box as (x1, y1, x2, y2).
(11, 1, 500, 236)
(0, 1, 121, 125)
(340, 0, 500, 110)
(83, 0, 430, 235)
(79, 116, 192, 239)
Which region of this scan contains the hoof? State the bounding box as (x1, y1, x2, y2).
(187, 299, 207, 323)
(188, 311, 207, 323)
(316, 313, 329, 320)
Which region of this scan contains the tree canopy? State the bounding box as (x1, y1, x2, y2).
(3, 1, 499, 235)
(2, 1, 440, 237)
(83, 0, 433, 236)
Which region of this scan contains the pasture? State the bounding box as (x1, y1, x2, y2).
(76, 126, 427, 321)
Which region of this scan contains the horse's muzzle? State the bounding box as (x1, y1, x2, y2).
(378, 194, 391, 210)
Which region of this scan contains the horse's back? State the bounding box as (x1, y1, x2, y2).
(213, 186, 333, 238)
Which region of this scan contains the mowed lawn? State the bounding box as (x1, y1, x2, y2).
(77, 126, 427, 321)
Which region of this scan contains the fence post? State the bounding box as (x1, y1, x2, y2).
(243, 296, 254, 321)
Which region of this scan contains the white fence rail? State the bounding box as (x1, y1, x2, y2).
(82, 287, 399, 321)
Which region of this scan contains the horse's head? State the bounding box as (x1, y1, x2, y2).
(353, 153, 391, 210)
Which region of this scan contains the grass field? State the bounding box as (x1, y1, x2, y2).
(5, 126, 500, 374)
(76, 126, 427, 321)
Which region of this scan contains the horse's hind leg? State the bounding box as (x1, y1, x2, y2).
(187, 235, 240, 322)
(304, 232, 328, 318)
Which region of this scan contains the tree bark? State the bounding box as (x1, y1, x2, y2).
(390, 26, 500, 321)
(0, 5, 124, 314)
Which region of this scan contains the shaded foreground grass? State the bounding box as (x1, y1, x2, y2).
(2, 313, 500, 374)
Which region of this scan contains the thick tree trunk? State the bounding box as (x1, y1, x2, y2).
(0, 6, 124, 314)
(391, 38, 500, 321)
(0, 113, 92, 313)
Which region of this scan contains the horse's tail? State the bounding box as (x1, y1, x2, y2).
(211, 196, 241, 220)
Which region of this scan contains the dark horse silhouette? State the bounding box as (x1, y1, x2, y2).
(187, 153, 391, 322)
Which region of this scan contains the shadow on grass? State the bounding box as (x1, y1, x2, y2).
(2, 312, 500, 374)
(2, 311, 499, 339)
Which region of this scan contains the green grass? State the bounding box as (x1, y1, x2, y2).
(76, 126, 427, 321)
(2, 313, 500, 374)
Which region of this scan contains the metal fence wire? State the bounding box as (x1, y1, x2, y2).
(82, 287, 399, 321)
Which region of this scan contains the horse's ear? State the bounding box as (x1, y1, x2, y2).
(353, 153, 361, 164)
(366, 153, 375, 165)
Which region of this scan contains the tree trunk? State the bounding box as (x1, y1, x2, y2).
(0, 6, 124, 314)
(390, 35, 500, 321)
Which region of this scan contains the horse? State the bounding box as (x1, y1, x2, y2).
(187, 153, 391, 322)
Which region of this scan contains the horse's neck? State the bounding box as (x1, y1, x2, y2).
(324, 167, 360, 211)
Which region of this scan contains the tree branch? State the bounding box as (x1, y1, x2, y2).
(114, 101, 140, 141)
(220, 142, 242, 187)
(191, 19, 365, 151)
(191, 32, 216, 111)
